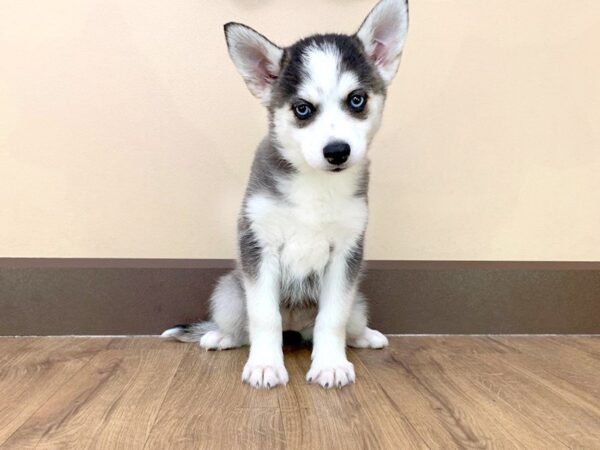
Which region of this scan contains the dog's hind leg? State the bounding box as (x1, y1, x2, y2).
(203, 271, 249, 349)
(162, 271, 249, 350)
(346, 291, 388, 349)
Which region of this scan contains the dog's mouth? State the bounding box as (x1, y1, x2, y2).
(329, 167, 346, 173)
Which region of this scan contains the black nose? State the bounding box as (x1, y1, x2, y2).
(323, 141, 350, 166)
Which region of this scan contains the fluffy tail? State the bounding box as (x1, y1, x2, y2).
(161, 321, 218, 342)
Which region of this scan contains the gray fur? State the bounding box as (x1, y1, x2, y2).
(164, 271, 248, 344)
(354, 161, 370, 198)
(346, 291, 369, 339)
(237, 138, 296, 280)
(280, 270, 322, 307)
(345, 233, 365, 284)
(237, 215, 261, 280)
(162, 0, 408, 353)
(161, 321, 218, 343)
(244, 137, 295, 199)
(270, 34, 386, 112)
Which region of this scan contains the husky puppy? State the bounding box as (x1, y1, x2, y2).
(163, 0, 409, 389)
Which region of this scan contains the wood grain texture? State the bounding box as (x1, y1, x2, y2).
(0, 338, 186, 449)
(0, 338, 111, 444)
(145, 342, 284, 450)
(0, 336, 598, 449)
(278, 346, 426, 450)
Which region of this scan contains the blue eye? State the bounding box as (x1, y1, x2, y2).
(293, 102, 314, 120)
(348, 92, 367, 112)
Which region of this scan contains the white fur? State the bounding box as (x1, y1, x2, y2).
(307, 252, 358, 388)
(244, 164, 369, 388)
(237, 34, 388, 389)
(160, 328, 181, 338)
(242, 255, 288, 388)
(225, 24, 283, 105)
(357, 0, 409, 84)
(181, 0, 409, 390)
(199, 330, 242, 350)
(245, 166, 368, 279)
(348, 327, 389, 349)
(273, 44, 385, 172)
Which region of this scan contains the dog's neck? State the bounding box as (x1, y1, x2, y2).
(281, 155, 370, 203)
(247, 134, 370, 204)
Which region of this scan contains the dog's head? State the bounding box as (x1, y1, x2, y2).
(224, 0, 408, 173)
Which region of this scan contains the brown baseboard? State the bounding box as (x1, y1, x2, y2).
(1, 259, 599, 335)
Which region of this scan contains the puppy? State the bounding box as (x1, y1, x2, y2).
(163, 0, 409, 389)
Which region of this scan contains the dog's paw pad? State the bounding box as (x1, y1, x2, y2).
(306, 360, 355, 389)
(199, 330, 240, 350)
(347, 328, 389, 349)
(242, 361, 288, 389)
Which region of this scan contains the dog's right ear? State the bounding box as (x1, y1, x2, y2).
(224, 23, 284, 105)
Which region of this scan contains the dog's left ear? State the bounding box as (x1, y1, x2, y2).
(224, 23, 284, 105)
(356, 0, 409, 85)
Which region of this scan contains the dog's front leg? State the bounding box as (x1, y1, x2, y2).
(307, 251, 356, 388)
(242, 255, 288, 389)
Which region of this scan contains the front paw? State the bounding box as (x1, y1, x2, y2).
(242, 359, 289, 389)
(306, 359, 355, 389)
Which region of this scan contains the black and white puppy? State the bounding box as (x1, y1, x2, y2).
(163, 0, 409, 389)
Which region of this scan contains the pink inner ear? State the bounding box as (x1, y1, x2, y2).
(259, 58, 278, 83)
(251, 55, 277, 89)
(372, 39, 389, 67)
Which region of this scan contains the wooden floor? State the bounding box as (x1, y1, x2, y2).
(0, 336, 599, 449)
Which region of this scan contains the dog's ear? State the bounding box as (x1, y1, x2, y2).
(356, 0, 409, 85)
(224, 23, 283, 105)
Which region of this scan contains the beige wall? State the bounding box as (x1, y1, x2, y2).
(1, 0, 599, 260)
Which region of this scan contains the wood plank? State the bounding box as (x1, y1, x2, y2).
(356, 338, 567, 449)
(548, 335, 600, 361)
(144, 345, 285, 450)
(569, 336, 600, 357)
(1, 336, 599, 449)
(87, 339, 188, 450)
(0, 338, 36, 368)
(0, 337, 111, 446)
(1, 338, 187, 450)
(352, 346, 477, 450)
(489, 337, 600, 402)
(415, 337, 600, 449)
(277, 346, 427, 450)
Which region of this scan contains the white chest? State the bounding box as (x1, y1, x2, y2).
(245, 171, 368, 278)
